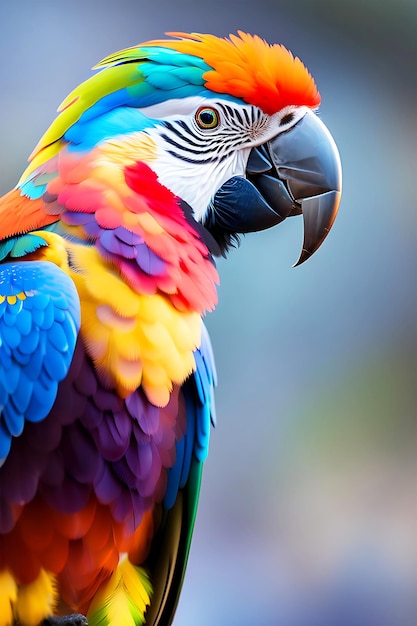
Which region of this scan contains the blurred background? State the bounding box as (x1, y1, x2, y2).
(0, 1, 415, 624)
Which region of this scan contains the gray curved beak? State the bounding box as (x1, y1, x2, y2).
(267, 109, 342, 265)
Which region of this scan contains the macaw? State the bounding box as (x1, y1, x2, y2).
(0, 32, 341, 626)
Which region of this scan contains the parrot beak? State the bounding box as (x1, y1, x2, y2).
(269, 109, 341, 265)
(206, 109, 341, 264)
(246, 109, 342, 265)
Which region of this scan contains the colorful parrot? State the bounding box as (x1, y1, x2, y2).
(0, 32, 341, 626)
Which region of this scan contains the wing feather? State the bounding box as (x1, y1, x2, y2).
(144, 323, 216, 625)
(0, 261, 80, 466)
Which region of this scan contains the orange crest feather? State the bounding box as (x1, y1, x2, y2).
(147, 31, 321, 115)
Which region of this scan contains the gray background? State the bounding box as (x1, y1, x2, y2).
(0, 1, 415, 624)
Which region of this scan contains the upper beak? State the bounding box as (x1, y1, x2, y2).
(206, 109, 342, 264)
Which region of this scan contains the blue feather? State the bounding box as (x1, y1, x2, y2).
(13, 349, 31, 366)
(0, 421, 12, 462)
(179, 394, 195, 489)
(43, 343, 68, 381)
(0, 361, 19, 394)
(22, 347, 43, 381)
(48, 320, 70, 353)
(165, 323, 216, 508)
(65, 105, 159, 149)
(19, 327, 40, 355)
(14, 306, 32, 336)
(3, 399, 24, 438)
(40, 298, 55, 329)
(28, 377, 58, 422)
(2, 324, 20, 350)
(10, 372, 33, 414)
(164, 435, 184, 509)
(0, 261, 80, 461)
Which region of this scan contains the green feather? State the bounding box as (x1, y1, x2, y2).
(31, 61, 147, 160)
(144, 459, 204, 626)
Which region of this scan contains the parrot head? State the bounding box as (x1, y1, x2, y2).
(23, 31, 341, 265)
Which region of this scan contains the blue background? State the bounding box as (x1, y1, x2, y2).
(0, 1, 415, 624)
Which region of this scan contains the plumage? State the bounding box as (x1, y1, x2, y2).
(0, 31, 341, 625)
(145, 31, 321, 114)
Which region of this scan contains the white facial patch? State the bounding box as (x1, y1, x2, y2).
(136, 97, 308, 220)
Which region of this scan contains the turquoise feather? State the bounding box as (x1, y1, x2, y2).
(0, 231, 54, 261)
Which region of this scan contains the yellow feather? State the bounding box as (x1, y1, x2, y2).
(87, 559, 152, 626)
(0, 570, 17, 626)
(27, 237, 201, 402)
(70, 244, 140, 317)
(30, 230, 72, 270)
(67, 243, 202, 403)
(15, 570, 58, 626)
(99, 133, 157, 166)
(19, 140, 66, 184)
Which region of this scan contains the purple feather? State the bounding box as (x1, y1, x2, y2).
(81, 403, 103, 430)
(96, 229, 166, 277)
(0, 332, 185, 538)
(114, 226, 144, 246)
(92, 386, 122, 413)
(61, 423, 101, 484)
(29, 416, 62, 453)
(137, 440, 162, 498)
(73, 362, 97, 396)
(113, 458, 137, 489)
(135, 243, 166, 276)
(41, 453, 66, 486)
(41, 475, 91, 514)
(0, 498, 17, 533)
(94, 464, 122, 506)
(99, 229, 136, 259)
(111, 489, 144, 527)
(92, 410, 132, 461)
(126, 391, 160, 435)
(124, 439, 142, 479)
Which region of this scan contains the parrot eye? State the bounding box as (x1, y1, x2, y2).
(195, 107, 220, 130)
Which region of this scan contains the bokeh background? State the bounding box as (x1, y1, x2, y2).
(0, 1, 415, 624)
